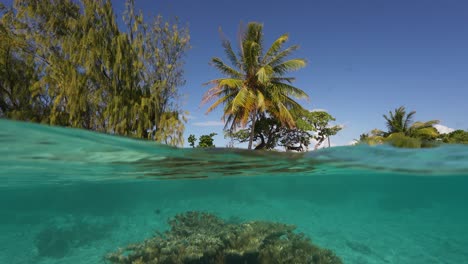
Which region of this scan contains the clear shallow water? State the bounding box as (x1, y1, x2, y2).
(1, 119, 468, 263)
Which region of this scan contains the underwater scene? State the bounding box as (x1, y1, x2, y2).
(1, 119, 468, 264)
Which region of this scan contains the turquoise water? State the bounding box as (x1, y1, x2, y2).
(1, 119, 468, 263)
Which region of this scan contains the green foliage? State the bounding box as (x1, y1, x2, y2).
(383, 106, 439, 138)
(410, 126, 439, 141)
(228, 116, 282, 150)
(188, 134, 197, 148)
(384, 133, 422, 148)
(186, 133, 217, 148)
(383, 106, 416, 134)
(277, 110, 342, 151)
(203, 22, 308, 149)
(355, 129, 385, 145)
(440, 129, 468, 144)
(0, 4, 46, 121)
(296, 110, 342, 150)
(198, 133, 217, 148)
(0, 0, 189, 146)
(360, 106, 440, 148)
(226, 110, 342, 151)
(105, 211, 343, 264)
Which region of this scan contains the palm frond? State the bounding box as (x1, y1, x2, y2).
(219, 28, 241, 69)
(256, 90, 266, 112)
(411, 120, 439, 130)
(205, 94, 231, 113)
(267, 45, 299, 67)
(223, 113, 240, 131)
(384, 106, 410, 133)
(242, 40, 261, 73)
(423, 119, 439, 126)
(202, 78, 241, 104)
(230, 87, 251, 113)
(218, 78, 243, 88)
(270, 81, 309, 99)
(410, 127, 439, 139)
(276, 102, 296, 127)
(274, 94, 304, 110)
(211, 57, 243, 78)
(201, 84, 224, 104)
(262, 33, 288, 64)
(244, 22, 263, 46)
(403, 109, 416, 131)
(256, 65, 273, 84)
(273, 59, 306, 75)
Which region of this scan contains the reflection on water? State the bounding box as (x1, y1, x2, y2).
(1, 119, 468, 263)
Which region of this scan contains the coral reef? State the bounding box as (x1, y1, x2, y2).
(105, 211, 342, 264)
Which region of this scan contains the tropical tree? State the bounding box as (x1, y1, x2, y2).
(355, 129, 385, 145)
(383, 106, 439, 139)
(227, 110, 342, 151)
(198, 133, 217, 148)
(287, 110, 342, 150)
(203, 22, 308, 149)
(227, 115, 281, 150)
(188, 134, 197, 148)
(0, 0, 190, 146)
(187, 133, 217, 148)
(304, 111, 339, 149)
(359, 106, 440, 148)
(0, 5, 45, 121)
(383, 106, 416, 135)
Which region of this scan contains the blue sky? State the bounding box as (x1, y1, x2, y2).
(6, 0, 468, 148)
(115, 0, 467, 148)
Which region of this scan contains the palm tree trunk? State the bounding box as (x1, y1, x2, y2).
(248, 110, 257, 150)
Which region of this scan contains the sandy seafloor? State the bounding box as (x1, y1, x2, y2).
(1, 177, 468, 264)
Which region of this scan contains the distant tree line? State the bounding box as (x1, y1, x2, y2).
(439, 129, 468, 144)
(0, 0, 189, 146)
(357, 106, 468, 148)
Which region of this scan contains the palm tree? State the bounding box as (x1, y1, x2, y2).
(203, 22, 308, 149)
(383, 106, 439, 139)
(383, 106, 416, 134)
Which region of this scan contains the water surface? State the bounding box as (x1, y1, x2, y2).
(1, 120, 468, 263)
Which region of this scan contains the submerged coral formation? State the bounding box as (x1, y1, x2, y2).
(105, 211, 342, 264)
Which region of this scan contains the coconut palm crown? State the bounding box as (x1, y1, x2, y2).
(383, 106, 439, 139)
(202, 22, 309, 149)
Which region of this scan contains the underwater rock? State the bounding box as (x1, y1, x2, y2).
(105, 211, 342, 264)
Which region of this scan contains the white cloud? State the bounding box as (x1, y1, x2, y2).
(192, 120, 224, 127)
(434, 124, 455, 134)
